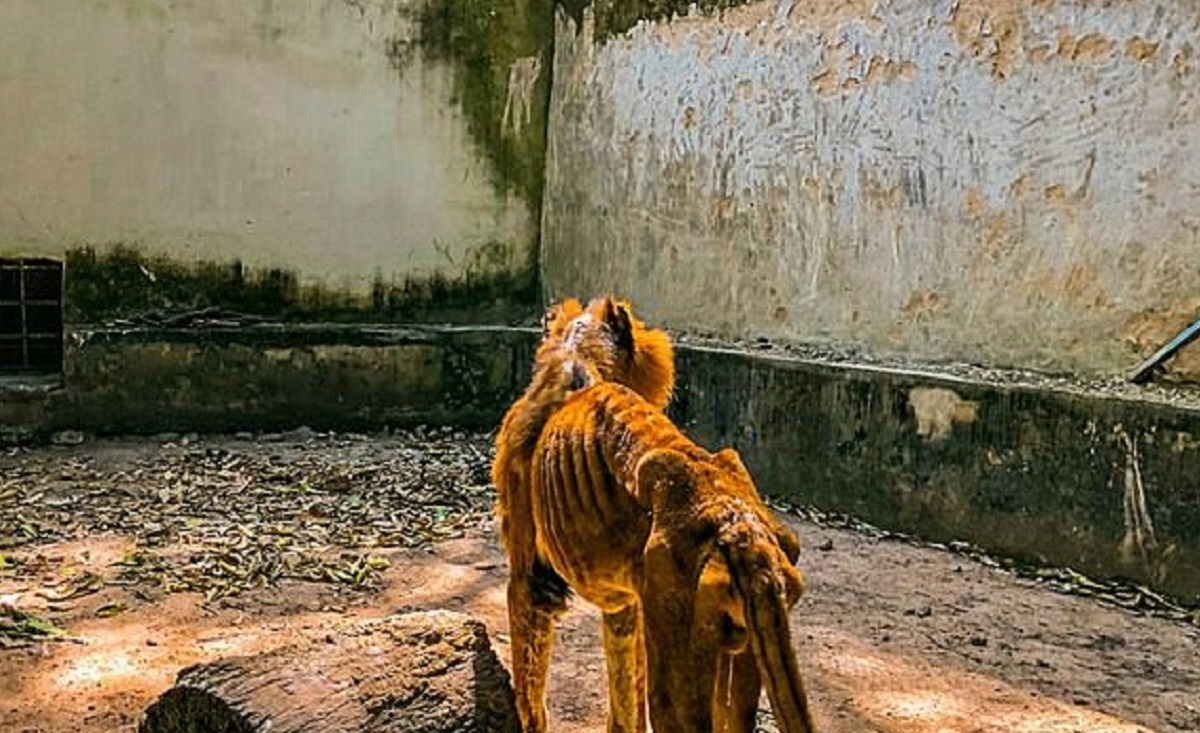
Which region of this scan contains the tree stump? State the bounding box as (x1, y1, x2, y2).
(139, 610, 519, 733)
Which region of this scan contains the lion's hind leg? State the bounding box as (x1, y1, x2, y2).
(508, 558, 570, 733)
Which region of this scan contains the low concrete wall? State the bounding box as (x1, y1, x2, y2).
(0, 326, 537, 441)
(543, 0, 1200, 381)
(670, 345, 1200, 601)
(3, 326, 1197, 600)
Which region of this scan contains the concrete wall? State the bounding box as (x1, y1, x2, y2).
(0, 0, 540, 308)
(670, 346, 1200, 602)
(543, 0, 1200, 380)
(1, 325, 537, 442)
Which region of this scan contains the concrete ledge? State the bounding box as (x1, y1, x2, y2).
(669, 345, 1200, 602)
(0, 325, 539, 442)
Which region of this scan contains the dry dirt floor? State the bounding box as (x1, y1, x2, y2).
(1, 430, 1198, 733)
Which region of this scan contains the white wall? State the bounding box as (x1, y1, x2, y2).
(0, 0, 533, 293)
(543, 0, 1200, 378)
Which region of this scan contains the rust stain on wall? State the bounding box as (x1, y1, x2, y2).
(1125, 36, 1160, 62)
(1173, 49, 1192, 79)
(861, 171, 906, 209)
(804, 33, 919, 98)
(963, 193, 1020, 267)
(810, 67, 840, 97)
(779, 0, 885, 35)
(1062, 263, 1105, 305)
(865, 55, 918, 84)
(1028, 43, 1052, 63)
(963, 187, 989, 218)
(1053, 28, 1117, 63)
(1043, 184, 1070, 204)
(1123, 298, 1200, 381)
(948, 0, 1025, 79)
(1072, 32, 1116, 62)
(908, 387, 979, 442)
(900, 289, 946, 321)
(1007, 173, 1035, 201)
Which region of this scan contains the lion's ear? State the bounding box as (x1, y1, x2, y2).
(600, 295, 635, 355)
(636, 448, 693, 514)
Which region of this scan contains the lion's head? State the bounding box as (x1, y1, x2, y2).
(537, 295, 674, 410)
(635, 447, 815, 733)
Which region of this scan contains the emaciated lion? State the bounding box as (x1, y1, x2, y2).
(493, 297, 816, 733)
(492, 295, 676, 730)
(525, 375, 816, 733)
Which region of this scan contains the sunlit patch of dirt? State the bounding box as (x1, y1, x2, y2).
(809, 629, 1152, 733)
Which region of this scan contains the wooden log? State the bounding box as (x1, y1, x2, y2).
(139, 610, 519, 733)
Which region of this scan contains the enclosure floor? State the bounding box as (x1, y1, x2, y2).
(1, 434, 1197, 733)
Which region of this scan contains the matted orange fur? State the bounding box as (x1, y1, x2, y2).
(492, 295, 676, 733)
(492, 295, 675, 569)
(523, 378, 817, 733)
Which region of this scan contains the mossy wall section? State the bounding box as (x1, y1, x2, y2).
(63, 245, 536, 326)
(587, 0, 751, 40)
(0, 326, 537, 441)
(0, 0, 548, 324)
(414, 0, 554, 223)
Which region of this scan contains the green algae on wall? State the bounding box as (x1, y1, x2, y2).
(0, 325, 540, 443)
(590, 0, 751, 40)
(413, 0, 553, 220)
(64, 244, 537, 325)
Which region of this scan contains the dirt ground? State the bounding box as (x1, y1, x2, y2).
(2, 432, 1198, 733)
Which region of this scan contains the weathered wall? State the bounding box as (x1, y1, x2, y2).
(543, 0, 1200, 380)
(0, 325, 537, 441)
(0, 0, 551, 321)
(669, 346, 1200, 602)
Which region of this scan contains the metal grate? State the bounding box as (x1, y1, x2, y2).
(0, 258, 64, 376)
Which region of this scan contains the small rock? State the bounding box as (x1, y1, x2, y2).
(180, 433, 199, 446)
(155, 432, 181, 444)
(969, 635, 988, 647)
(146, 638, 158, 647)
(234, 431, 254, 441)
(284, 426, 316, 441)
(916, 605, 932, 618)
(261, 432, 284, 442)
(51, 430, 85, 446)
(816, 539, 834, 552)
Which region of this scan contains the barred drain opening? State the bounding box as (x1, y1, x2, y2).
(0, 258, 65, 378)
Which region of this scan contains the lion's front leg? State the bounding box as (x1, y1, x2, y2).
(602, 601, 647, 733)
